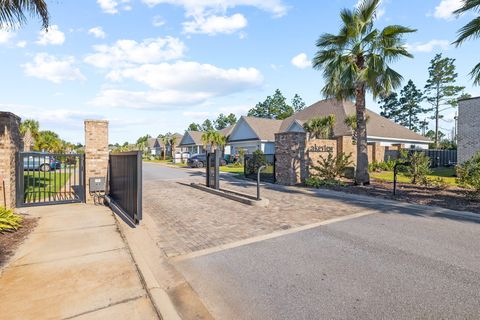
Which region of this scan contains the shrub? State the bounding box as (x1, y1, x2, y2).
(457, 151, 480, 197)
(368, 159, 396, 172)
(232, 161, 243, 168)
(403, 152, 431, 185)
(0, 207, 23, 232)
(245, 150, 267, 174)
(310, 152, 353, 180)
(305, 177, 346, 188)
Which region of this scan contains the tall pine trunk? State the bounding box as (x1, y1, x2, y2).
(355, 83, 370, 185)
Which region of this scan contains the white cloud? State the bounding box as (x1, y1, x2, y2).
(0, 30, 15, 44)
(36, 25, 65, 45)
(97, 0, 131, 14)
(88, 26, 107, 39)
(152, 15, 166, 27)
(90, 89, 211, 108)
(106, 61, 263, 93)
(405, 39, 450, 53)
(84, 37, 186, 68)
(291, 53, 311, 69)
(16, 40, 27, 48)
(182, 111, 211, 118)
(22, 53, 86, 84)
(433, 0, 463, 20)
(141, 0, 287, 17)
(183, 13, 247, 35)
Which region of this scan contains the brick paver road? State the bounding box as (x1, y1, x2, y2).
(143, 163, 373, 257)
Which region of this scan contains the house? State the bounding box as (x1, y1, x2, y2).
(226, 116, 282, 155)
(178, 131, 204, 155)
(225, 99, 430, 155)
(458, 96, 480, 163)
(147, 138, 162, 156)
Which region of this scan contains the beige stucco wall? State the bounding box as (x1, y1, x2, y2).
(0, 112, 21, 209)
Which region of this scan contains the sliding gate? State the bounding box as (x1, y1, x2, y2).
(16, 152, 85, 207)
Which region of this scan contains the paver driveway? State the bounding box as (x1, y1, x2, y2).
(143, 162, 372, 257)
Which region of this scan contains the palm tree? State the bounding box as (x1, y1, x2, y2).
(303, 115, 336, 140)
(313, 0, 416, 185)
(19, 119, 39, 137)
(160, 135, 170, 160)
(453, 0, 480, 85)
(169, 135, 178, 158)
(344, 114, 370, 143)
(0, 0, 49, 30)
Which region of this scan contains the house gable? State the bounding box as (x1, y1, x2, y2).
(228, 117, 260, 142)
(286, 120, 305, 133)
(179, 132, 196, 146)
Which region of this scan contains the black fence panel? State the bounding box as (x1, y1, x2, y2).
(109, 151, 142, 224)
(244, 153, 276, 183)
(384, 149, 457, 168)
(16, 152, 85, 207)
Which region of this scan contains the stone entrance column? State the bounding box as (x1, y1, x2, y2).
(84, 120, 109, 204)
(275, 132, 307, 185)
(0, 112, 21, 209)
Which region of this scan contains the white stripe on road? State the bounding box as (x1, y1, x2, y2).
(171, 210, 377, 263)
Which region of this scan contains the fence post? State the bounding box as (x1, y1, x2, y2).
(0, 112, 21, 209)
(84, 120, 109, 204)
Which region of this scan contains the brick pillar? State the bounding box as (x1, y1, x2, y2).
(84, 120, 109, 204)
(275, 132, 307, 185)
(371, 142, 384, 163)
(0, 112, 21, 209)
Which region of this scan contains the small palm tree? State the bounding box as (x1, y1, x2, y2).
(160, 135, 170, 160)
(169, 135, 177, 158)
(0, 0, 49, 30)
(313, 0, 416, 184)
(303, 115, 336, 139)
(453, 0, 480, 85)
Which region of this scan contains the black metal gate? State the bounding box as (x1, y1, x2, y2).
(16, 152, 85, 207)
(108, 151, 142, 225)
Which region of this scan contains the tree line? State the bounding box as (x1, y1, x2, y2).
(378, 53, 470, 149)
(19, 119, 81, 153)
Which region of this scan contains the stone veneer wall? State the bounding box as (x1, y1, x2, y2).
(275, 132, 386, 185)
(0, 112, 21, 208)
(275, 132, 307, 185)
(84, 120, 109, 204)
(458, 97, 480, 163)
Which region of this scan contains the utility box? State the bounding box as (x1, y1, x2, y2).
(89, 177, 106, 193)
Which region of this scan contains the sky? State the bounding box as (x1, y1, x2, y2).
(0, 0, 478, 144)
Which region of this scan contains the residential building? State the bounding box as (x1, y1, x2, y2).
(458, 96, 480, 163)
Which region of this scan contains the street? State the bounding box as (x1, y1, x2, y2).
(143, 163, 480, 319)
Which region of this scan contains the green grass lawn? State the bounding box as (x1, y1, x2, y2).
(370, 167, 457, 186)
(220, 165, 244, 173)
(24, 170, 72, 201)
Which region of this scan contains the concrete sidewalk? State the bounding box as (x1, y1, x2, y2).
(0, 204, 159, 320)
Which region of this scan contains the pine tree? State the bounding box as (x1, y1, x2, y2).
(201, 119, 214, 131)
(398, 80, 425, 132)
(214, 113, 237, 130)
(291, 94, 306, 112)
(379, 93, 401, 123)
(247, 89, 294, 119)
(424, 54, 465, 148)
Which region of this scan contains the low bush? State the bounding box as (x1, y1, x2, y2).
(402, 151, 431, 185)
(245, 150, 267, 174)
(369, 159, 398, 172)
(310, 152, 353, 180)
(427, 176, 449, 190)
(305, 177, 346, 188)
(457, 151, 480, 198)
(0, 207, 23, 232)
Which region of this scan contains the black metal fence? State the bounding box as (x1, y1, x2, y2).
(16, 152, 85, 207)
(244, 153, 276, 183)
(109, 151, 142, 224)
(384, 149, 457, 168)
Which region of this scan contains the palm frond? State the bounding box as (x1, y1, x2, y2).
(471, 62, 480, 86)
(453, 16, 480, 46)
(357, 0, 381, 23)
(381, 25, 417, 37)
(453, 0, 480, 15)
(0, 0, 49, 30)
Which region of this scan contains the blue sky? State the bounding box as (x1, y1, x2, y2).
(0, 0, 478, 144)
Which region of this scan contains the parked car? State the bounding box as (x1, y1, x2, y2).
(187, 154, 227, 168)
(23, 153, 61, 172)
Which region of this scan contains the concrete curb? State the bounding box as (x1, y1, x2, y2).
(114, 214, 182, 320)
(190, 183, 269, 207)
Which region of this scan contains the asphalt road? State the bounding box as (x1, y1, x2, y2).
(143, 162, 201, 181)
(176, 207, 480, 319)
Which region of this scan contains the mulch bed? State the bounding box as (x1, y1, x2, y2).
(316, 179, 480, 214)
(0, 216, 38, 268)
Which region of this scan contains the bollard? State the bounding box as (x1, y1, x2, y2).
(257, 165, 266, 200)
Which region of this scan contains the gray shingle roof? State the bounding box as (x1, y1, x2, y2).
(241, 116, 283, 141)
